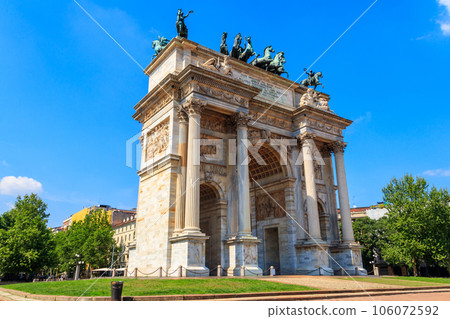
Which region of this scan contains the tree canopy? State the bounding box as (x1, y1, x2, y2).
(0, 194, 55, 277)
(54, 209, 118, 274)
(381, 174, 450, 275)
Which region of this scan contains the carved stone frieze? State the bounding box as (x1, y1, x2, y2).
(201, 115, 228, 133)
(249, 110, 291, 129)
(302, 118, 342, 136)
(255, 189, 286, 221)
(145, 120, 170, 161)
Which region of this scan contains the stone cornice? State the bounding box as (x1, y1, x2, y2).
(293, 105, 352, 128)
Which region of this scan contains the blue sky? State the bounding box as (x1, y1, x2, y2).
(0, 0, 449, 227)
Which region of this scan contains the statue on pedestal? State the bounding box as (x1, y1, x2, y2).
(176, 9, 194, 38)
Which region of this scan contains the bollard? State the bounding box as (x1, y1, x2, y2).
(111, 281, 123, 301)
(159, 266, 163, 278)
(112, 268, 116, 278)
(124, 268, 128, 277)
(134, 267, 138, 278)
(178, 265, 183, 277)
(240, 266, 245, 277)
(270, 266, 275, 276)
(217, 265, 222, 277)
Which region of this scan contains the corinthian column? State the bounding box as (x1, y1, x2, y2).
(299, 132, 322, 241)
(233, 112, 252, 237)
(174, 107, 189, 233)
(331, 141, 355, 243)
(182, 98, 206, 234)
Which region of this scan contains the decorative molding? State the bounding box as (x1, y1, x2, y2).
(200, 163, 227, 177)
(248, 110, 291, 129)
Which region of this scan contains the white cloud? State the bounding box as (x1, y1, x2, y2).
(1, 160, 9, 166)
(0, 176, 43, 196)
(438, 0, 450, 35)
(423, 168, 450, 177)
(440, 22, 450, 35)
(438, 0, 450, 14)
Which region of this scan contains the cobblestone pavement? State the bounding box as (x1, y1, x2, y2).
(259, 276, 410, 290)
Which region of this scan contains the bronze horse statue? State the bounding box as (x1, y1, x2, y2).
(250, 45, 275, 69)
(230, 33, 243, 59)
(267, 52, 289, 78)
(238, 36, 256, 62)
(152, 36, 169, 59)
(301, 69, 324, 89)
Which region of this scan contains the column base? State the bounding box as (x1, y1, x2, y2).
(295, 240, 334, 276)
(226, 236, 262, 276)
(329, 243, 367, 276)
(169, 233, 210, 277)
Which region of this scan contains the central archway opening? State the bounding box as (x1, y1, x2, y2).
(199, 183, 221, 275)
(248, 143, 287, 274)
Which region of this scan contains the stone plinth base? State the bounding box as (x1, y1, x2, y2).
(330, 243, 367, 276)
(296, 241, 334, 276)
(169, 233, 210, 277)
(226, 236, 262, 276)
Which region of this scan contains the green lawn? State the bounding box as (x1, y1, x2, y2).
(2, 278, 315, 297)
(338, 276, 450, 287)
(385, 276, 450, 284)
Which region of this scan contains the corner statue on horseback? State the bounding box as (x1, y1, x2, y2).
(176, 9, 194, 38)
(301, 68, 324, 90)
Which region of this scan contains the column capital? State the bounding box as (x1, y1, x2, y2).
(177, 106, 189, 123)
(182, 97, 207, 116)
(298, 131, 316, 142)
(296, 132, 316, 148)
(330, 141, 347, 154)
(320, 144, 333, 157)
(232, 112, 251, 129)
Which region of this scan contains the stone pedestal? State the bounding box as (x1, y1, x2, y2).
(330, 243, 367, 276)
(226, 236, 262, 276)
(296, 241, 334, 276)
(169, 234, 210, 277)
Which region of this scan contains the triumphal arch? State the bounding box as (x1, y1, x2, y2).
(127, 36, 366, 277)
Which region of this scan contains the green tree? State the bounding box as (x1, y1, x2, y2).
(0, 194, 55, 277)
(382, 174, 450, 276)
(54, 209, 118, 275)
(352, 216, 388, 269)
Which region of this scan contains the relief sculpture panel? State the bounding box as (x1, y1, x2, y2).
(145, 120, 170, 161)
(255, 189, 286, 221)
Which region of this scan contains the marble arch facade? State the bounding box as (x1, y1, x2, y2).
(127, 37, 366, 276)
